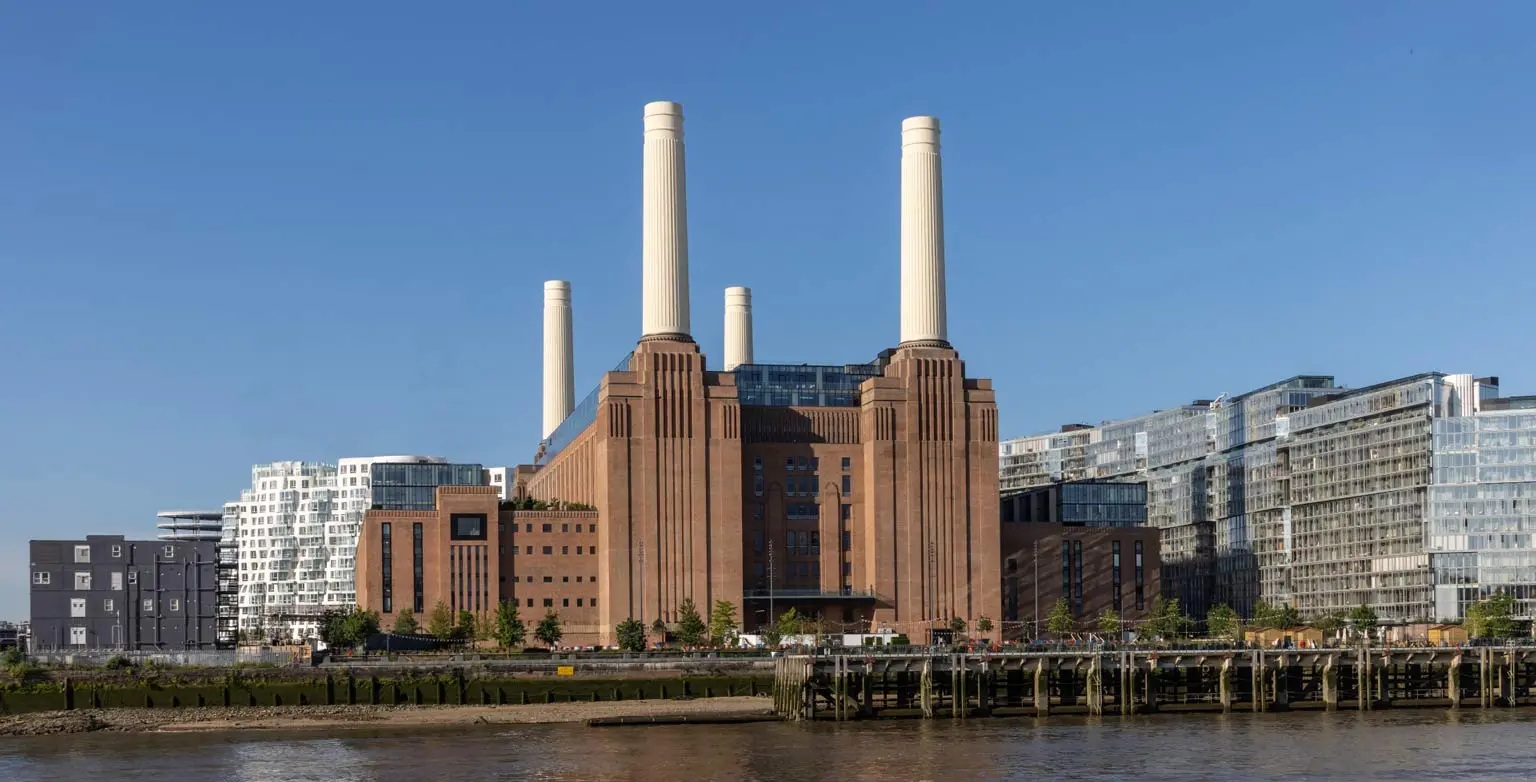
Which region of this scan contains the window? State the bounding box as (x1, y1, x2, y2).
(381, 522, 393, 615)
(841, 504, 851, 523)
(111, 572, 123, 591)
(111, 545, 122, 558)
(543, 598, 553, 607)
(526, 599, 533, 607)
(561, 524, 568, 533)
(70, 627, 87, 646)
(526, 546, 534, 554)
(785, 457, 794, 470)
(74, 545, 91, 563)
(451, 513, 488, 541)
(142, 599, 154, 613)
(842, 475, 852, 495)
(103, 599, 114, 613)
(753, 457, 762, 471)
(562, 546, 569, 555)
(542, 546, 552, 555)
(543, 576, 553, 583)
(591, 598, 596, 609)
(1073, 541, 1084, 618)
(841, 457, 851, 470)
(842, 531, 851, 551)
(575, 524, 583, 533)
(128, 571, 138, 585)
(169, 598, 181, 612)
(413, 523, 425, 614)
(526, 524, 533, 533)
(1134, 541, 1145, 611)
(31, 571, 50, 585)
(526, 576, 534, 583)
(752, 531, 764, 553)
(163, 545, 176, 558)
(542, 524, 552, 533)
(809, 457, 818, 471)
(562, 576, 569, 583)
(753, 475, 763, 497)
(591, 525, 597, 535)
(797, 456, 807, 470)
(576, 576, 584, 583)
(1112, 541, 1123, 612)
(562, 598, 569, 607)
(576, 599, 583, 607)
(70, 598, 86, 617)
(74, 572, 91, 590)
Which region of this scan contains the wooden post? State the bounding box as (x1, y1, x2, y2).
(1322, 656, 1337, 711)
(920, 658, 935, 719)
(1087, 654, 1103, 716)
(1219, 657, 1233, 713)
(1034, 659, 1049, 717)
(1449, 653, 1461, 709)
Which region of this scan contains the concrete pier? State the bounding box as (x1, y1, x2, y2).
(771, 646, 1536, 721)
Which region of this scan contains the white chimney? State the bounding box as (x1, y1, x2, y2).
(542, 280, 574, 438)
(723, 286, 754, 371)
(899, 115, 949, 347)
(641, 101, 690, 341)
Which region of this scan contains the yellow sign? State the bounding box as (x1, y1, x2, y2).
(556, 666, 575, 676)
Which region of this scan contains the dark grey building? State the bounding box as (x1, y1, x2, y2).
(29, 535, 226, 651)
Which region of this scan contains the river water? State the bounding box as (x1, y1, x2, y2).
(3, 709, 1534, 781)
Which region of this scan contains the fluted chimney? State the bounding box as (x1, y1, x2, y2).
(723, 286, 753, 371)
(542, 280, 574, 438)
(899, 116, 949, 348)
(641, 101, 691, 341)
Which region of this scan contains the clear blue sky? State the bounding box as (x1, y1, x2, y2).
(3, 2, 1533, 620)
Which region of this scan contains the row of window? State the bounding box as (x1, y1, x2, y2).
(517, 575, 597, 583)
(520, 597, 597, 609)
(67, 597, 182, 616)
(512, 546, 597, 556)
(512, 523, 597, 534)
(35, 571, 144, 589)
(751, 475, 854, 497)
(71, 544, 179, 563)
(754, 456, 856, 472)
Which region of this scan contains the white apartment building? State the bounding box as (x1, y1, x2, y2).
(229, 455, 500, 642)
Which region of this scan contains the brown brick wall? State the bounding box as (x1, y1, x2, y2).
(1000, 523, 1163, 639)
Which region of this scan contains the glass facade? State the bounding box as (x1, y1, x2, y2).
(370, 462, 484, 511)
(1429, 408, 1536, 620)
(734, 363, 883, 407)
(537, 351, 636, 466)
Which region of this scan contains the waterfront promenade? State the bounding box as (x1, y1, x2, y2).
(774, 645, 1536, 720)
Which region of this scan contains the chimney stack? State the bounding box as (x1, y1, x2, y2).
(641, 101, 691, 341)
(723, 286, 754, 371)
(899, 116, 949, 348)
(542, 280, 574, 438)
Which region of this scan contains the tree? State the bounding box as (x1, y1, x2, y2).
(1206, 604, 1240, 642)
(1252, 601, 1302, 631)
(1097, 608, 1121, 636)
(975, 616, 994, 636)
(616, 618, 646, 652)
(650, 617, 667, 640)
(676, 597, 707, 647)
(1143, 596, 1191, 640)
(456, 610, 478, 641)
(759, 616, 784, 648)
(317, 609, 348, 647)
(776, 608, 805, 641)
(708, 600, 739, 647)
(340, 609, 380, 647)
(1466, 593, 1518, 639)
(494, 600, 526, 649)
(1349, 604, 1378, 637)
(949, 616, 968, 638)
(427, 600, 455, 638)
(535, 611, 564, 648)
(1047, 598, 1074, 637)
(392, 608, 419, 635)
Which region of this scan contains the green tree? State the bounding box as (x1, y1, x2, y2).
(1047, 598, 1074, 637)
(1313, 610, 1347, 637)
(759, 616, 784, 648)
(534, 611, 564, 647)
(340, 609, 381, 647)
(676, 597, 707, 646)
(1466, 593, 1518, 639)
(1349, 604, 1379, 637)
(650, 617, 667, 639)
(1206, 604, 1240, 642)
(776, 608, 805, 640)
(494, 600, 526, 649)
(1143, 596, 1192, 640)
(456, 610, 478, 641)
(427, 600, 456, 638)
(949, 616, 968, 638)
(391, 607, 419, 635)
(1252, 601, 1302, 631)
(616, 618, 646, 652)
(1097, 608, 1121, 636)
(317, 609, 347, 647)
(708, 600, 739, 647)
(975, 616, 994, 636)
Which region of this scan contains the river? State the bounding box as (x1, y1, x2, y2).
(3, 709, 1534, 781)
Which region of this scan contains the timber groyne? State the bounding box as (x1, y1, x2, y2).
(773, 647, 1536, 720)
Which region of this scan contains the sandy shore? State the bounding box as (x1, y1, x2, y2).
(0, 696, 773, 736)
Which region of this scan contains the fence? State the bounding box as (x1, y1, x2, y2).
(28, 648, 300, 668)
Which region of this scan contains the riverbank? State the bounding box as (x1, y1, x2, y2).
(0, 695, 773, 736)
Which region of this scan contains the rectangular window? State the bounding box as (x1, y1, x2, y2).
(542, 524, 552, 533)
(1060, 541, 1071, 607)
(128, 571, 138, 585)
(162, 545, 175, 558)
(70, 598, 86, 617)
(562, 598, 569, 607)
(413, 523, 425, 613)
(561, 524, 568, 533)
(526, 599, 533, 608)
(542, 546, 552, 555)
(142, 599, 154, 613)
(543, 598, 553, 607)
(1134, 541, 1145, 611)
(1073, 540, 1084, 618)
(591, 525, 597, 535)
(785, 457, 794, 471)
(543, 576, 552, 583)
(169, 599, 180, 612)
(111, 544, 122, 558)
(842, 475, 852, 495)
(32, 571, 50, 585)
(451, 513, 488, 540)
(589, 546, 596, 555)
(810, 532, 820, 554)
(562, 546, 569, 555)
(73, 545, 91, 563)
(111, 572, 123, 591)
(842, 531, 851, 551)
(74, 572, 91, 590)
(381, 522, 393, 614)
(575, 524, 582, 533)
(525, 546, 534, 554)
(526, 524, 533, 533)
(1112, 541, 1122, 613)
(103, 598, 114, 613)
(70, 626, 87, 646)
(840, 504, 851, 522)
(752, 531, 764, 553)
(753, 475, 763, 496)
(841, 457, 851, 470)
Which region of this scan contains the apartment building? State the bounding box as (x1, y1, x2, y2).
(29, 536, 225, 651)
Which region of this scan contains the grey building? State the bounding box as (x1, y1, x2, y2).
(29, 535, 226, 651)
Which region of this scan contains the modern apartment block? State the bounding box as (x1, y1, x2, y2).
(498, 103, 1001, 646)
(1000, 372, 1522, 623)
(29, 536, 225, 651)
(226, 455, 488, 642)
